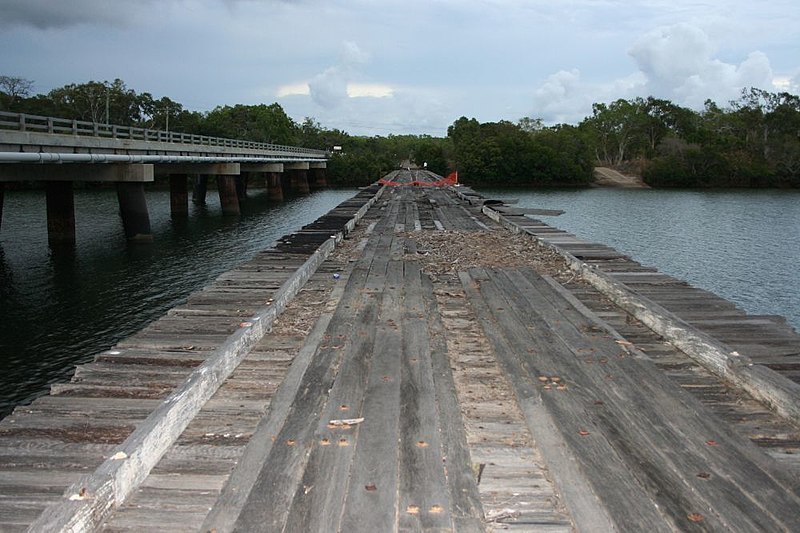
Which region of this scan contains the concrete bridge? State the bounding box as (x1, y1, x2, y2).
(0, 111, 329, 243)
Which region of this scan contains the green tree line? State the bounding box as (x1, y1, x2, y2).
(2, 76, 798, 188)
(579, 90, 800, 187)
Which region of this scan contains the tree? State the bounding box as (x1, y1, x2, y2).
(0, 76, 34, 110)
(581, 98, 648, 165)
(517, 116, 545, 134)
(202, 103, 298, 144)
(46, 79, 141, 125)
(412, 136, 449, 175)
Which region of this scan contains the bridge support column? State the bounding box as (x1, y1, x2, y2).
(235, 175, 247, 204)
(310, 166, 328, 189)
(216, 176, 240, 216)
(284, 163, 311, 194)
(267, 172, 284, 201)
(289, 169, 310, 194)
(45, 181, 76, 246)
(116, 182, 153, 242)
(193, 175, 208, 205)
(170, 174, 189, 218)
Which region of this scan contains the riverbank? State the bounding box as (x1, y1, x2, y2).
(592, 166, 649, 188)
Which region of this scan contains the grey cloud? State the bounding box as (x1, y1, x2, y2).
(0, 0, 153, 29)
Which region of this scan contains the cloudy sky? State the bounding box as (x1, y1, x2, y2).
(1, 0, 798, 136)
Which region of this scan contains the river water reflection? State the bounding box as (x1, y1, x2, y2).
(0, 187, 358, 417)
(479, 187, 800, 334)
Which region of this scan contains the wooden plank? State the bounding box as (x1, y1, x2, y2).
(337, 261, 404, 533)
(397, 261, 453, 531)
(27, 189, 381, 532)
(198, 277, 344, 531)
(283, 257, 398, 532)
(420, 274, 486, 532)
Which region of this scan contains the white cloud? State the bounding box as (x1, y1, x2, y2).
(531, 69, 646, 124)
(629, 23, 774, 106)
(307, 41, 372, 109)
(276, 83, 310, 97)
(347, 84, 393, 98)
(308, 67, 349, 109)
(531, 22, 786, 125)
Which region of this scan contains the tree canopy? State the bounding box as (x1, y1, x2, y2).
(2, 76, 799, 188)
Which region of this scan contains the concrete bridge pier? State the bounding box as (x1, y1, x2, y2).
(241, 163, 285, 202)
(309, 162, 328, 189)
(193, 175, 208, 205)
(286, 162, 310, 194)
(217, 176, 240, 215)
(235, 175, 247, 204)
(45, 181, 76, 246)
(159, 163, 242, 215)
(0, 163, 155, 243)
(116, 182, 153, 242)
(169, 174, 189, 218)
(267, 172, 284, 201)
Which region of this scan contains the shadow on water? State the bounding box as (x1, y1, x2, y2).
(0, 187, 358, 418)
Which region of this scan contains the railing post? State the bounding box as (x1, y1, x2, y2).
(93, 123, 98, 136)
(112, 126, 118, 138)
(19, 114, 26, 132)
(47, 117, 54, 133)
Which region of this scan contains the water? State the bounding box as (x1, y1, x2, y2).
(0, 186, 358, 418)
(480, 187, 800, 333)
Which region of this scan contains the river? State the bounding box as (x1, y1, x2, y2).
(0, 187, 358, 418)
(1, 186, 798, 418)
(479, 187, 800, 334)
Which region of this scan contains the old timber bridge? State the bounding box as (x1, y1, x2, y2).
(0, 169, 799, 530)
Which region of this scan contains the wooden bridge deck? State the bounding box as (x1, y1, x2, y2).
(1, 184, 799, 531)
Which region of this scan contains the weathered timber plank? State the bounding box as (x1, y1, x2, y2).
(27, 188, 376, 532)
(199, 282, 344, 531)
(283, 258, 397, 532)
(336, 260, 404, 533)
(397, 261, 453, 531)
(420, 274, 486, 532)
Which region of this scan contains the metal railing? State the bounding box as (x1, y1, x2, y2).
(0, 111, 328, 156)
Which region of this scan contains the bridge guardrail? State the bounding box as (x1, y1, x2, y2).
(0, 111, 327, 156)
